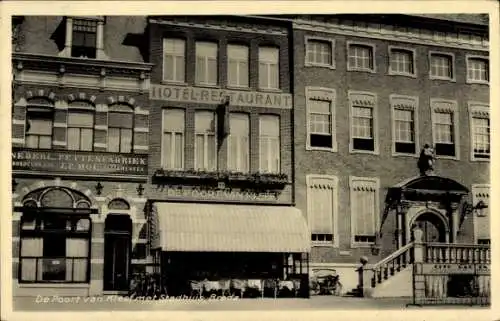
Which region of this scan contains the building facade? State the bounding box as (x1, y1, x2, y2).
(291, 14, 490, 293)
(11, 16, 153, 296)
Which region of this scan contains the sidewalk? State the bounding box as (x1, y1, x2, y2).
(12, 295, 489, 311)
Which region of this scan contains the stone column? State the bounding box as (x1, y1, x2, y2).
(59, 17, 73, 57)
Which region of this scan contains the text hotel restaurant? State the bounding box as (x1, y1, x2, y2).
(10, 14, 489, 297)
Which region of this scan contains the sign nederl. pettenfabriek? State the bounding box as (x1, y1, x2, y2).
(150, 84, 293, 109)
(12, 149, 148, 176)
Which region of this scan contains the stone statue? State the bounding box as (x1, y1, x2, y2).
(417, 144, 435, 176)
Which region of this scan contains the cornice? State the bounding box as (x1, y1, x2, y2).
(12, 52, 153, 73)
(293, 19, 488, 52)
(149, 18, 288, 36)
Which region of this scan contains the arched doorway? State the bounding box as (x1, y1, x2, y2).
(411, 212, 447, 243)
(103, 214, 132, 291)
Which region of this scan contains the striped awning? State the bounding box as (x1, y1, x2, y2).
(151, 202, 310, 253)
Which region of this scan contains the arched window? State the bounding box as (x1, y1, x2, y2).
(25, 97, 54, 149)
(19, 187, 92, 284)
(108, 104, 133, 153)
(68, 101, 94, 151)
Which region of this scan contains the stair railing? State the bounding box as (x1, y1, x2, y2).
(368, 242, 415, 287)
(357, 242, 415, 296)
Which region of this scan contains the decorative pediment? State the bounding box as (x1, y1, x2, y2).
(391, 95, 417, 111)
(349, 92, 376, 107)
(306, 87, 335, 101)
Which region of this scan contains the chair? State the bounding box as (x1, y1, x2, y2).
(189, 280, 204, 298)
(218, 279, 231, 296)
(231, 279, 246, 298)
(246, 279, 263, 298)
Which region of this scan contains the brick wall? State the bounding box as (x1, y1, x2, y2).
(293, 28, 490, 263)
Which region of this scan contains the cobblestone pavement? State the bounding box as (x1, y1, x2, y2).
(12, 295, 489, 311)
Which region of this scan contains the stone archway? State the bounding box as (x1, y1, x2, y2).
(410, 210, 448, 243)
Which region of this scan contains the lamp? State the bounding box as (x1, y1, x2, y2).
(474, 200, 488, 217)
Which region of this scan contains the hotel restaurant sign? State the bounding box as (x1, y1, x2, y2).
(12, 149, 148, 177)
(150, 84, 293, 109)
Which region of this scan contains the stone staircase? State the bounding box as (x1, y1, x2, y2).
(347, 241, 491, 298)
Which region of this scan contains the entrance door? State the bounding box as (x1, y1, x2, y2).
(413, 212, 446, 243)
(104, 215, 132, 291)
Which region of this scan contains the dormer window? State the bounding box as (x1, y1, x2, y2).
(71, 18, 97, 59)
(58, 16, 106, 60)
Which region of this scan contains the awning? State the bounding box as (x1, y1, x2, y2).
(151, 202, 310, 253)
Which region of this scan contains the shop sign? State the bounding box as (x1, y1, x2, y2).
(150, 84, 293, 109)
(12, 148, 148, 176)
(161, 185, 279, 202)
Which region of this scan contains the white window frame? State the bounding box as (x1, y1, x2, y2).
(195, 41, 219, 87)
(349, 176, 380, 248)
(227, 113, 250, 173)
(258, 46, 280, 91)
(348, 91, 379, 155)
(227, 44, 250, 88)
(430, 99, 460, 160)
(466, 55, 489, 85)
(388, 46, 417, 77)
(194, 111, 217, 171)
(472, 184, 490, 244)
(60, 16, 105, 59)
(258, 115, 281, 173)
(390, 94, 419, 157)
(161, 109, 185, 170)
(306, 87, 337, 152)
(306, 174, 339, 248)
(162, 38, 186, 84)
(346, 41, 376, 73)
(468, 101, 490, 162)
(429, 51, 456, 82)
(305, 36, 336, 69)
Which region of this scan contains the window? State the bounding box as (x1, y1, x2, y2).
(307, 175, 338, 246)
(67, 111, 94, 151)
(163, 38, 186, 83)
(162, 109, 184, 169)
(472, 185, 490, 244)
(430, 53, 454, 80)
(259, 115, 280, 173)
(108, 108, 133, 153)
(259, 47, 279, 90)
(306, 38, 334, 67)
(309, 100, 332, 149)
(71, 18, 97, 59)
(433, 112, 455, 156)
(227, 113, 249, 172)
(26, 110, 53, 149)
(195, 111, 217, 171)
(20, 214, 91, 283)
(431, 100, 458, 158)
(350, 92, 377, 153)
(347, 43, 375, 71)
(195, 41, 218, 86)
(227, 44, 249, 87)
(467, 57, 489, 83)
(391, 95, 418, 155)
(469, 102, 490, 160)
(350, 177, 379, 246)
(389, 48, 415, 76)
(306, 87, 336, 151)
(472, 117, 490, 159)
